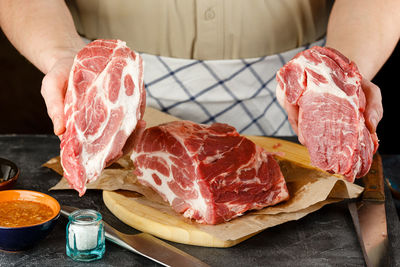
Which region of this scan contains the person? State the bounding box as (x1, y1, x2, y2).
(0, 0, 397, 139)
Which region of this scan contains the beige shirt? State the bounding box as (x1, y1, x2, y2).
(68, 0, 333, 60)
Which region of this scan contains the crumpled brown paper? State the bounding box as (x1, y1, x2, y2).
(46, 155, 165, 204)
(44, 107, 364, 243)
(45, 157, 363, 242)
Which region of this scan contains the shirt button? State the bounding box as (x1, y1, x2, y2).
(204, 8, 215, 20)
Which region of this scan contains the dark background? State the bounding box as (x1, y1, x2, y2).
(0, 31, 399, 154)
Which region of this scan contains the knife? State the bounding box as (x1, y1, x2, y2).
(348, 153, 389, 267)
(60, 205, 210, 267)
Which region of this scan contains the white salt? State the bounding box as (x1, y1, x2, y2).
(68, 224, 100, 251)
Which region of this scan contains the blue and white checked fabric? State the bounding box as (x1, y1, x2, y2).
(141, 38, 325, 136)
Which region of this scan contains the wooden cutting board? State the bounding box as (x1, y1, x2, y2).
(103, 135, 321, 247)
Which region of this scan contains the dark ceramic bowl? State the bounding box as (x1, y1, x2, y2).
(0, 158, 19, 190)
(0, 190, 60, 251)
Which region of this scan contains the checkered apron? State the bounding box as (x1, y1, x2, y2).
(142, 38, 325, 136)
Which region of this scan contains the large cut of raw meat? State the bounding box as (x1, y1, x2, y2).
(276, 46, 378, 182)
(60, 39, 146, 196)
(131, 121, 289, 224)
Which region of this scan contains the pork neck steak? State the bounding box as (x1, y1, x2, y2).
(276, 46, 378, 182)
(131, 121, 289, 224)
(61, 39, 146, 196)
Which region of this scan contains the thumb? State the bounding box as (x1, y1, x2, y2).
(361, 79, 383, 133)
(284, 98, 299, 135)
(41, 64, 70, 136)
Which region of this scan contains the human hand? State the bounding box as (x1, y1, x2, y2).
(277, 92, 301, 139)
(41, 55, 75, 136)
(361, 78, 383, 133)
(278, 77, 383, 142)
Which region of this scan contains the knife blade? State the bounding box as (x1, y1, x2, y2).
(348, 153, 389, 267)
(61, 205, 210, 267)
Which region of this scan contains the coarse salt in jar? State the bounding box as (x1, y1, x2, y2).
(66, 209, 105, 262)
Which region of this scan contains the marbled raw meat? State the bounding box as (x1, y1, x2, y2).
(61, 39, 146, 196)
(131, 121, 289, 224)
(276, 46, 378, 182)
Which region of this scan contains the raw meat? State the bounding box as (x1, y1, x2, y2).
(131, 121, 289, 224)
(276, 46, 378, 182)
(60, 39, 146, 196)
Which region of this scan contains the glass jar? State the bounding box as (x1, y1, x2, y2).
(66, 209, 105, 262)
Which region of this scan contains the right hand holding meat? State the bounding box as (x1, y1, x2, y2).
(40, 54, 76, 136)
(276, 46, 379, 181)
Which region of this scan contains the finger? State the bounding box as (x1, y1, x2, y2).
(41, 66, 69, 136)
(361, 79, 383, 133)
(284, 98, 299, 135)
(277, 86, 303, 142)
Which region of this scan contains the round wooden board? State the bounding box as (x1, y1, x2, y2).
(103, 190, 256, 247)
(103, 136, 314, 247)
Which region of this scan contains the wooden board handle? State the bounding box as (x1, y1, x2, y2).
(362, 153, 385, 202)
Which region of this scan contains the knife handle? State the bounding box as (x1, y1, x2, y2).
(362, 153, 385, 202)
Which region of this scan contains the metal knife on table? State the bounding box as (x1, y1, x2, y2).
(348, 153, 389, 267)
(61, 205, 210, 267)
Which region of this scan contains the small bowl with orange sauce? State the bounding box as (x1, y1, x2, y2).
(0, 190, 60, 251)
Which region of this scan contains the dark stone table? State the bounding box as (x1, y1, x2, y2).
(0, 135, 399, 266)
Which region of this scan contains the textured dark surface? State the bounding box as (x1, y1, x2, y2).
(0, 135, 399, 267)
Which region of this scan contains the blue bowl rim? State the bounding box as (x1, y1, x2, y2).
(0, 189, 61, 229)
